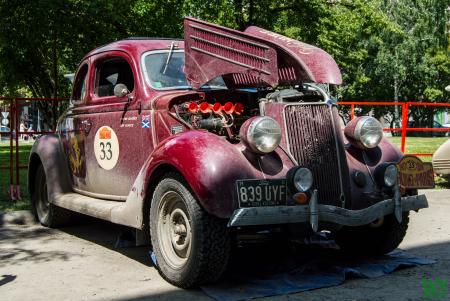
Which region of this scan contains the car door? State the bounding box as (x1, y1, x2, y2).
(77, 52, 149, 199)
(60, 62, 90, 190)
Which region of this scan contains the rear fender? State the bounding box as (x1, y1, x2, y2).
(28, 134, 72, 201)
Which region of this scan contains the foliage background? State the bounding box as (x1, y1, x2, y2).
(0, 0, 449, 126)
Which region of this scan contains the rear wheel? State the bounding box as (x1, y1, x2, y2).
(32, 165, 71, 227)
(334, 212, 409, 255)
(150, 173, 230, 288)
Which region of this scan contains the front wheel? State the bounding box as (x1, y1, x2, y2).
(334, 212, 409, 255)
(150, 173, 230, 288)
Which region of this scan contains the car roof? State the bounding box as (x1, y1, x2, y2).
(83, 38, 184, 60)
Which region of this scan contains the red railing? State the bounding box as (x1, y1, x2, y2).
(0, 97, 69, 200)
(1, 98, 449, 200)
(338, 101, 450, 156)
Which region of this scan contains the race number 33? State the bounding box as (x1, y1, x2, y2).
(94, 126, 119, 170)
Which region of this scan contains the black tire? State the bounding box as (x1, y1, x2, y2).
(334, 212, 409, 256)
(32, 165, 71, 227)
(150, 173, 230, 288)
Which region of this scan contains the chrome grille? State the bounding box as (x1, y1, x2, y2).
(284, 104, 349, 206)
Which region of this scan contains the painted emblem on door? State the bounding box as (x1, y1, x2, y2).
(94, 126, 119, 170)
(68, 135, 86, 177)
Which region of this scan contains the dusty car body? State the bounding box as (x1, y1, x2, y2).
(433, 139, 450, 176)
(28, 17, 433, 288)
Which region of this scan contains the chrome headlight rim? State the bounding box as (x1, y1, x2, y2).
(354, 116, 383, 149)
(383, 164, 398, 187)
(375, 162, 398, 188)
(245, 116, 282, 154)
(287, 166, 313, 192)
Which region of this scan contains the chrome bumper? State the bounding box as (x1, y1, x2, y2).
(228, 191, 428, 228)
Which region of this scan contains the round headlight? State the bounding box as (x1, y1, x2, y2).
(384, 164, 398, 187)
(243, 117, 282, 153)
(375, 163, 398, 188)
(287, 167, 313, 192)
(353, 116, 383, 149)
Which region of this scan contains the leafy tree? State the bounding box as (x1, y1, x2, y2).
(0, 0, 448, 128)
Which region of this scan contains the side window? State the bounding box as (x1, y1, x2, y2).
(72, 64, 88, 103)
(95, 57, 134, 97)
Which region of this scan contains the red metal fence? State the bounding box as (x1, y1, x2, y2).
(0, 97, 68, 200)
(1, 98, 449, 200)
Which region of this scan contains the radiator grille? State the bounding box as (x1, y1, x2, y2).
(284, 104, 348, 206)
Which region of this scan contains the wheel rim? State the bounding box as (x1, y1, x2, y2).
(157, 191, 192, 269)
(36, 172, 50, 222)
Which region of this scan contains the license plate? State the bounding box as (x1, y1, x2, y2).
(236, 179, 287, 207)
(397, 156, 435, 189)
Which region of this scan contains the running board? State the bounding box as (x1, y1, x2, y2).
(52, 192, 143, 229)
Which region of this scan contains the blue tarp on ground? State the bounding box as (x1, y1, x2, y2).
(200, 248, 435, 301)
(150, 236, 435, 301)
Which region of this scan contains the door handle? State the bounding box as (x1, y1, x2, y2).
(80, 120, 92, 135)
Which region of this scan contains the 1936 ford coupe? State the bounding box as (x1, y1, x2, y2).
(28, 17, 433, 287)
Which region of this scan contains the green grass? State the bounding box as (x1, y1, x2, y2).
(0, 141, 33, 211)
(386, 136, 448, 162)
(0, 137, 449, 212)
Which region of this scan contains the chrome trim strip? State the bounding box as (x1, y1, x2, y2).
(329, 105, 346, 207)
(228, 194, 428, 227)
(73, 187, 127, 201)
(277, 145, 298, 165)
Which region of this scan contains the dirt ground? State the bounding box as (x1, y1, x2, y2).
(0, 189, 449, 301)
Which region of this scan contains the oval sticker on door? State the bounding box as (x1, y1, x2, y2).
(94, 126, 119, 170)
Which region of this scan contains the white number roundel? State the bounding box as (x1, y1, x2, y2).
(94, 126, 119, 170)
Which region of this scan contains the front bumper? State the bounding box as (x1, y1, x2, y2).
(228, 191, 428, 228)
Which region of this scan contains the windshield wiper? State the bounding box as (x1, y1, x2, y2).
(162, 42, 175, 75)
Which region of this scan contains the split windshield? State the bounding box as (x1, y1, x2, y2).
(142, 50, 226, 90)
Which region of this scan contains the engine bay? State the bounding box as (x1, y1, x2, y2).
(170, 86, 326, 141)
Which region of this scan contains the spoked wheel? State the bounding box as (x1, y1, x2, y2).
(157, 191, 192, 269)
(150, 173, 230, 288)
(32, 165, 71, 227)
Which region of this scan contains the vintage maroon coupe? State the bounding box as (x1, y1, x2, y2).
(28, 17, 433, 287)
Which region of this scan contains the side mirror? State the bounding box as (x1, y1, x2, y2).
(114, 83, 129, 98)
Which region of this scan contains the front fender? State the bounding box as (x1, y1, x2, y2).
(345, 138, 404, 209)
(132, 131, 292, 218)
(28, 134, 72, 201)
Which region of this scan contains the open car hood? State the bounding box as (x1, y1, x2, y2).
(184, 17, 342, 89)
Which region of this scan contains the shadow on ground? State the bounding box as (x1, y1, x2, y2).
(2, 215, 447, 300)
(61, 214, 152, 267)
(0, 223, 76, 266)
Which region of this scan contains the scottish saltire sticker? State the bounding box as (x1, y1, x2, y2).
(94, 126, 120, 170)
(141, 115, 150, 129)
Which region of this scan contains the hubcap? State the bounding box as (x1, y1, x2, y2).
(157, 191, 192, 269)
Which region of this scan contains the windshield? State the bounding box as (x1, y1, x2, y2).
(142, 50, 226, 90)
